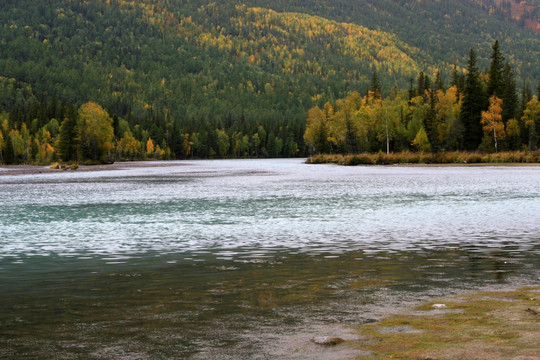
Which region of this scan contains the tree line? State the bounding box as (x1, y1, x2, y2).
(304, 41, 540, 155)
(0, 99, 303, 165)
(2, 40, 540, 165)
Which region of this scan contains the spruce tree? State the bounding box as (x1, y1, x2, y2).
(3, 132, 15, 165)
(501, 62, 518, 124)
(521, 83, 533, 115)
(370, 71, 382, 99)
(451, 66, 459, 88)
(408, 77, 415, 100)
(423, 74, 431, 95)
(435, 70, 444, 91)
(417, 71, 425, 97)
(57, 103, 78, 162)
(460, 49, 487, 150)
(487, 40, 505, 97)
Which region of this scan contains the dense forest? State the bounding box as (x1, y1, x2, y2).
(1, 0, 540, 164)
(305, 42, 540, 156)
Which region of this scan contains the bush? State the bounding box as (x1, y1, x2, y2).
(305, 151, 540, 165)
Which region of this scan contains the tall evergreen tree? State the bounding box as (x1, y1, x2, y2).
(501, 62, 518, 124)
(423, 75, 431, 95)
(460, 49, 487, 150)
(451, 65, 465, 95)
(417, 71, 426, 97)
(435, 70, 444, 91)
(57, 103, 78, 162)
(521, 83, 533, 115)
(370, 71, 382, 100)
(487, 40, 505, 97)
(3, 132, 15, 165)
(451, 66, 459, 88)
(408, 77, 415, 100)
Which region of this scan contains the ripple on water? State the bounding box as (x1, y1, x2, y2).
(1, 160, 540, 358)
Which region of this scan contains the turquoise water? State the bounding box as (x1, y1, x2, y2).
(1, 160, 539, 359)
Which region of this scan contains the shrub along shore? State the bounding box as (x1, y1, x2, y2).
(306, 151, 540, 166)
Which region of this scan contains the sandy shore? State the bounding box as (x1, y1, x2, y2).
(0, 161, 188, 177)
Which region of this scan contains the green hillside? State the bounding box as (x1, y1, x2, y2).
(0, 1, 432, 115)
(0, 0, 539, 163)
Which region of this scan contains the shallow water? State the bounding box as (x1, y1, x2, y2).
(1, 159, 539, 359)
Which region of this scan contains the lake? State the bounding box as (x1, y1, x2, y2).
(1, 159, 539, 359)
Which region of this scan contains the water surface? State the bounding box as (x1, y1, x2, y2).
(1, 159, 539, 359)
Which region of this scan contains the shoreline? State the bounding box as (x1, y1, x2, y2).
(2, 156, 540, 177)
(0, 160, 189, 177)
(306, 151, 540, 166)
(351, 285, 540, 359)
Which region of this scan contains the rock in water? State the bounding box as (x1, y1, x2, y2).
(432, 304, 447, 309)
(310, 336, 344, 346)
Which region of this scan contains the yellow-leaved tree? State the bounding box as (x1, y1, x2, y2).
(481, 96, 505, 153)
(77, 102, 115, 163)
(304, 106, 329, 154)
(522, 97, 540, 151)
(146, 137, 155, 158)
(412, 127, 431, 152)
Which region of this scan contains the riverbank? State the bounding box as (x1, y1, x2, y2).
(0, 160, 189, 176)
(307, 151, 540, 166)
(347, 286, 540, 359)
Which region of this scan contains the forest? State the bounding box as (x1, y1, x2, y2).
(1, 0, 540, 164)
(304, 42, 540, 157)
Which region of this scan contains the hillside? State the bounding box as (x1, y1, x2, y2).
(1, 0, 539, 115)
(0, 0, 540, 163)
(488, 0, 540, 32)
(0, 0, 432, 117)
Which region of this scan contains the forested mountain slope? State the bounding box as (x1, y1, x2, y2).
(0, 0, 431, 119)
(0, 0, 539, 163)
(1, 0, 539, 118)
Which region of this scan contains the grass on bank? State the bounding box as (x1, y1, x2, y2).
(351, 286, 540, 360)
(306, 151, 540, 165)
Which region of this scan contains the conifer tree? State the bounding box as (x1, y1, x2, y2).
(3, 132, 15, 165)
(460, 49, 487, 150)
(487, 40, 505, 97)
(408, 77, 415, 100)
(435, 70, 444, 91)
(501, 62, 518, 124)
(417, 71, 426, 98)
(58, 103, 78, 162)
(370, 71, 382, 100)
(451, 66, 459, 89)
(521, 83, 533, 115)
(423, 75, 431, 96)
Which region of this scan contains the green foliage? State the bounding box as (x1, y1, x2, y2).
(487, 40, 505, 97)
(77, 102, 115, 163)
(1, 0, 540, 164)
(412, 127, 431, 152)
(57, 109, 77, 162)
(303, 42, 533, 156)
(460, 49, 488, 150)
(522, 97, 540, 150)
